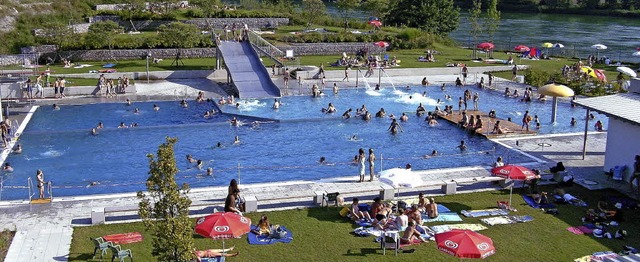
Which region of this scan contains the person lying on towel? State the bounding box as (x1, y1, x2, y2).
(194, 248, 238, 262)
(555, 189, 585, 206)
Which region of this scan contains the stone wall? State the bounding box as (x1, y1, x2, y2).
(276, 43, 386, 56)
(0, 54, 40, 66)
(49, 48, 216, 62)
(90, 16, 288, 31)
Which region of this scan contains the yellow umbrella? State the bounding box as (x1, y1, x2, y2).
(539, 83, 574, 123)
(541, 42, 553, 48)
(580, 66, 598, 78)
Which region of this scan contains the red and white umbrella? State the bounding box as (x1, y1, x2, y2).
(195, 212, 251, 249)
(368, 20, 382, 27)
(436, 229, 496, 259)
(373, 41, 389, 48)
(476, 42, 494, 50)
(514, 45, 530, 53)
(492, 165, 537, 208)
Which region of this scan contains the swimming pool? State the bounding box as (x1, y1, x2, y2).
(0, 85, 596, 201)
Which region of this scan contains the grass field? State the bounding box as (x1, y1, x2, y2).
(69, 185, 640, 262)
(0, 230, 15, 261)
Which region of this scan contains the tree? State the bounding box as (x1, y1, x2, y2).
(468, 0, 483, 45)
(386, 0, 459, 35)
(120, 0, 147, 30)
(302, 0, 326, 28)
(158, 22, 201, 49)
(84, 21, 123, 49)
(361, 0, 390, 20)
(485, 0, 501, 43)
(190, 0, 222, 18)
(138, 137, 195, 262)
(336, 0, 360, 31)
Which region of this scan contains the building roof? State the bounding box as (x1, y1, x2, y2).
(573, 92, 640, 126)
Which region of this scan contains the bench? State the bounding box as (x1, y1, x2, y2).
(91, 200, 227, 225)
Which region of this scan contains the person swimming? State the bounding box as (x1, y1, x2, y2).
(52, 104, 60, 110)
(13, 144, 22, 154)
(457, 140, 467, 151)
(97, 122, 104, 129)
(230, 117, 239, 126)
(375, 108, 386, 118)
(273, 99, 280, 109)
(388, 118, 403, 134)
(322, 103, 336, 114)
(234, 136, 240, 144)
(180, 99, 188, 108)
(3, 162, 13, 173)
(90, 128, 98, 136)
(196, 159, 204, 169)
(362, 111, 371, 121)
(186, 154, 197, 163)
(125, 98, 132, 106)
(400, 113, 409, 122)
(319, 156, 326, 164)
(153, 104, 160, 111)
(216, 142, 223, 148)
(134, 108, 140, 114)
(342, 109, 352, 119)
(206, 167, 213, 176)
(118, 122, 128, 128)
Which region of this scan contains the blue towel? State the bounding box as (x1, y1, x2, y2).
(102, 63, 116, 68)
(437, 204, 451, 213)
(201, 257, 225, 262)
(422, 212, 463, 223)
(247, 225, 293, 245)
(522, 195, 556, 209)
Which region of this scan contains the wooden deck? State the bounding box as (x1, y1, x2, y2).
(437, 110, 537, 138)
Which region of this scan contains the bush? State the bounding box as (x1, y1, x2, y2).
(524, 69, 551, 87)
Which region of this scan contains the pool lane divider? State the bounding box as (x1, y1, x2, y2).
(0, 105, 38, 165)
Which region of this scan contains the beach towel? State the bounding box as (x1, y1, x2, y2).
(567, 227, 585, 235)
(353, 227, 385, 238)
(103, 63, 117, 68)
(577, 226, 594, 234)
(98, 69, 117, 73)
(422, 212, 463, 223)
(357, 220, 372, 227)
(103, 232, 143, 244)
(461, 209, 509, 218)
(399, 238, 424, 248)
(508, 215, 534, 223)
(522, 195, 556, 209)
(247, 225, 293, 245)
(200, 257, 225, 262)
(430, 224, 488, 234)
(73, 64, 93, 69)
(481, 217, 515, 226)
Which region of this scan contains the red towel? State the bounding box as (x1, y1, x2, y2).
(399, 238, 423, 248)
(567, 227, 584, 235)
(103, 232, 143, 244)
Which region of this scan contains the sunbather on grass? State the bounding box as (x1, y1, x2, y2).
(195, 249, 238, 262)
(251, 215, 272, 236)
(350, 198, 371, 221)
(400, 222, 427, 244)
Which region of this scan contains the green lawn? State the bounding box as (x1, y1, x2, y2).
(69, 186, 640, 261)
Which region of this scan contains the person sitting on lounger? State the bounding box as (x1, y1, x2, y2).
(400, 222, 427, 244)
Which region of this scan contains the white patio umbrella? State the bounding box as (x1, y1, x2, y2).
(591, 44, 607, 59)
(633, 51, 640, 57)
(553, 43, 564, 48)
(379, 167, 423, 199)
(617, 66, 637, 78)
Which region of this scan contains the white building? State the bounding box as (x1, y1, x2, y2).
(574, 79, 640, 181)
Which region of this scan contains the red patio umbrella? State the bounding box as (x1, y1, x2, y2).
(373, 41, 389, 48)
(436, 229, 496, 259)
(368, 20, 382, 27)
(492, 165, 537, 208)
(514, 45, 530, 53)
(476, 42, 495, 50)
(194, 212, 251, 249)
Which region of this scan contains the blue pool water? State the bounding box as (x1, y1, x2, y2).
(0, 85, 602, 200)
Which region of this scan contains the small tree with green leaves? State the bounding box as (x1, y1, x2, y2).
(84, 21, 123, 50)
(138, 137, 195, 262)
(485, 0, 501, 43)
(158, 22, 201, 49)
(468, 0, 483, 59)
(336, 0, 360, 31)
(302, 0, 326, 28)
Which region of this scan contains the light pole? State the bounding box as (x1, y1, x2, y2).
(146, 52, 151, 84)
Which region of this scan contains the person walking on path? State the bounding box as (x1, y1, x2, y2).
(368, 148, 376, 182)
(343, 66, 350, 82)
(512, 64, 518, 81)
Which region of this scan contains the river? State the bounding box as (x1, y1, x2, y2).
(450, 12, 640, 63)
(221, 1, 640, 63)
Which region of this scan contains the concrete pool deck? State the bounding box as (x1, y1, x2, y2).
(0, 66, 623, 261)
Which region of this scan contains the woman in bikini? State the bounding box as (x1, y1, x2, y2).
(401, 222, 427, 244)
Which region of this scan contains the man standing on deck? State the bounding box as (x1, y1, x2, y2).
(368, 148, 376, 182)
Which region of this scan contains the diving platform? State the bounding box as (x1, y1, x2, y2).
(437, 110, 537, 138)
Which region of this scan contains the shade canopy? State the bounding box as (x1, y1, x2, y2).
(436, 229, 496, 259)
(591, 44, 607, 50)
(194, 212, 251, 240)
(541, 42, 553, 48)
(492, 165, 537, 180)
(477, 42, 494, 50)
(538, 83, 575, 97)
(617, 66, 637, 78)
(514, 45, 530, 52)
(379, 167, 422, 188)
(554, 43, 564, 48)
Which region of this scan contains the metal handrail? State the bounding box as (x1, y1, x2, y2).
(246, 30, 300, 69)
(27, 177, 34, 201)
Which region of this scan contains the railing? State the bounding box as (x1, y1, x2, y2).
(28, 177, 52, 201)
(246, 30, 300, 69)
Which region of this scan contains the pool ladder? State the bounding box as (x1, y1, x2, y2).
(27, 177, 53, 204)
